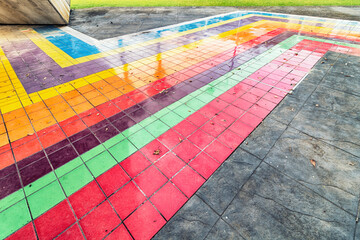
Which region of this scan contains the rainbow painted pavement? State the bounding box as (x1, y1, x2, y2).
(0, 10, 360, 239)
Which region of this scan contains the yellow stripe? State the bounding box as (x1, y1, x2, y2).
(28, 14, 255, 68)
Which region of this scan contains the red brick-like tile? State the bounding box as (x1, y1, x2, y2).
(171, 166, 205, 197)
(34, 201, 76, 240)
(229, 120, 254, 138)
(157, 129, 182, 149)
(204, 140, 233, 163)
(109, 182, 146, 219)
(217, 129, 244, 149)
(56, 223, 85, 240)
(187, 111, 209, 127)
(155, 152, 186, 178)
(150, 182, 188, 220)
(96, 165, 130, 196)
(134, 166, 167, 197)
(140, 139, 169, 163)
(173, 120, 197, 138)
(80, 201, 120, 240)
(190, 152, 220, 179)
(120, 151, 151, 178)
(69, 181, 106, 218)
(188, 129, 214, 149)
(172, 139, 201, 163)
(105, 224, 132, 240)
(124, 201, 166, 240)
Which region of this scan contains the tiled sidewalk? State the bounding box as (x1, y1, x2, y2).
(0, 11, 359, 239)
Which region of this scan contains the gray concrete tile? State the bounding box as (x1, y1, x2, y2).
(289, 81, 317, 102)
(305, 85, 360, 121)
(268, 96, 304, 125)
(356, 222, 360, 240)
(290, 104, 360, 157)
(302, 69, 327, 85)
(222, 163, 355, 240)
(240, 118, 287, 159)
(265, 127, 360, 214)
(205, 218, 245, 240)
(153, 195, 219, 240)
(321, 73, 360, 97)
(196, 149, 261, 215)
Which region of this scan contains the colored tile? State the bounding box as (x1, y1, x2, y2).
(0, 200, 32, 240)
(172, 139, 201, 163)
(69, 181, 106, 218)
(140, 139, 169, 163)
(56, 223, 85, 240)
(80, 201, 121, 240)
(120, 151, 151, 178)
(189, 152, 220, 179)
(109, 182, 146, 220)
(85, 151, 117, 177)
(59, 164, 93, 196)
(134, 166, 168, 197)
(34, 201, 76, 240)
(124, 201, 166, 240)
(108, 139, 137, 163)
(105, 224, 132, 240)
(150, 182, 188, 220)
(155, 152, 186, 179)
(27, 181, 66, 218)
(96, 165, 130, 197)
(171, 166, 205, 197)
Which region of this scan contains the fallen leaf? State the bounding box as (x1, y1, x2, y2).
(153, 149, 160, 155)
(349, 162, 355, 166)
(310, 159, 316, 167)
(178, 137, 182, 142)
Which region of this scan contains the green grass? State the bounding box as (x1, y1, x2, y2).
(71, 0, 359, 9)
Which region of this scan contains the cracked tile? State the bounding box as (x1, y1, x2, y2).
(222, 163, 355, 240)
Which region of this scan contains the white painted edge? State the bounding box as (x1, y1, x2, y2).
(58, 10, 360, 49)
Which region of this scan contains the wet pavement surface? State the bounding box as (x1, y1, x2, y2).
(69, 7, 360, 40)
(0, 8, 359, 240)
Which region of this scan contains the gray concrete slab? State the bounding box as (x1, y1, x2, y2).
(222, 163, 355, 240)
